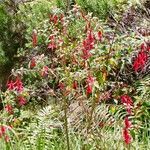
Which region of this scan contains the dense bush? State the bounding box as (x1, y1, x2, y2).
(0, 1, 149, 149)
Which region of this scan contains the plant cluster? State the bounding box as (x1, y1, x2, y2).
(0, 1, 149, 149)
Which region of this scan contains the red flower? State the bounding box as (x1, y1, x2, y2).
(86, 84, 92, 95)
(123, 128, 132, 144)
(86, 75, 94, 95)
(47, 35, 57, 50)
(126, 106, 132, 115)
(140, 43, 150, 51)
(58, 82, 65, 90)
(121, 95, 133, 106)
(18, 96, 27, 106)
(86, 75, 95, 84)
(73, 81, 78, 90)
(30, 58, 36, 69)
(133, 51, 148, 72)
(147, 45, 150, 52)
(14, 78, 23, 92)
(124, 117, 131, 129)
(7, 78, 23, 92)
(0, 126, 11, 142)
(32, 30, 38, 47)
(97, 31, 102, 41)
(82, 30, 95, 60)
(83, 40, 94, 51)
(121, 95, 133, 115)
(50, 14, 58, 24)
(4, 135, 10, 142)
(83, 30, 95, 50)
(5, 104, 13, 114)
(47, 42, 57, 50)
(60, 14, 64, 25)
(87, 30, 95, 44)
(7, 80, 15, 90)
(41, 66, 49, 77)
(0, 126, 7, 135)
(82, 49, 92, 60)
(140, 43, 146, 51)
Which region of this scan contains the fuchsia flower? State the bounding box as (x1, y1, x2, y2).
(123, 116, 132, 145)
(50, 14, 58, 24)
(86, 75, 95, 84)
(5, 104, 13, 114)
(140, 43, 150, 52)
(123, 128, 132, 144)
(82, 49, 92, 60)
(82, 30, 95, 60)
(30, 58, 36, 69)
(126, 105, 132, 114)
(140, 43, 146, 51)
(47, 35, 57, 50)
(83, 30, 95, 51)
(7, 80, 15, 90)
(17, 96, 27, 106)
(133, 42, 149, 72)
(83, 40, 94, 51)
(0, 125, 11, 142)
(58, 82, 65, 90)
(86, 84, 93, 95)
(41, 66, 49, 77)
(97, 31, 102, 41)
(86, 75, 94, 95)
(124, 117, 132, 129)
(60, 14, 64, 25)
(7, 78, 23, 93)
(0, 126, 7, 135)
(133, 51, 148, 72)
(4, 135, 10, 142)
(32, 30, 38, 47)
(121, 97, 133, 145)
(14, 78, 24, 92)
(73, 81, 78, 90)
(86, 30, 95, 44)
(121, 95, 133, 106)
(121, 95, 133, 115)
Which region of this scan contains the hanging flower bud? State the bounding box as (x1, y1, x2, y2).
(7, 80, 15, 91)
(124, 117, 132, 129)
(41, 66, 49, 77)
(97, 31, 102, 41)
(58, 82, 65, 90)
(86, 75, 95, 95)
(17, 96, 27, 106)
(30, 58, 36, 69)
(50, 14, 58, 24)
(73, 80, 78, 90)
(5, 104, 13, 114)
(47, 35, 57, 50)
(86, 84, 92, 95)
(14, 78, 24, 93)
(121, 95, 133, 106)
(123, 128, 132, 144)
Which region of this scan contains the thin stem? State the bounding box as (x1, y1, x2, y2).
(87, 97, 97, 133)
(64, 96, 70, 150)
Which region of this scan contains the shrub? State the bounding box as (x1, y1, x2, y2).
(0, 1, 150, 149)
